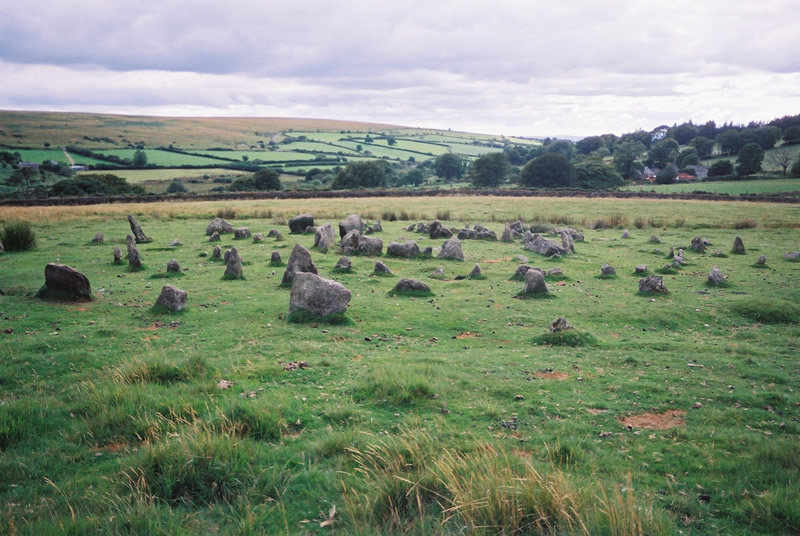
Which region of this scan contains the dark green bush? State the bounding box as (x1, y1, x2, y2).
(0, 220, 37, 251)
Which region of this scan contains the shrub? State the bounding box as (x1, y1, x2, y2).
(0, 220, 37, 251)
(533, 330, 597, 346)
(708, 159, 734, 177)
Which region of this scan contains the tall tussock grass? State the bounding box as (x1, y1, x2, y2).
(0, 220, 37, 251)
(216, 207, 237, 219)
(342, 428, 675, 535)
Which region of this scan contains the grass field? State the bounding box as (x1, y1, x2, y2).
(1, 196, 799, 535)
(623, 178, 800, 196)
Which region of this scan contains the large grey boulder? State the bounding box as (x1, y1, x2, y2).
(639, 275, 668, 293)
(522, 269, 548, 295)
(387, 241, 419, 258)
(523, 234, 567, 257)
(155, 285, 187, 311)
(476, 229, 497, 240)
(391, 278, 431, 294)
(314, 223, 336, 253)
(357, 235, 383, 256)
(126, 234, 141, 268)
(339, 214, 364, 238)
(206, 218, 234, 235)
(708, 268, 726, 286)
(234, 227, 251, 239)
(438, 236, 464, 261)
(732, 236, 745, 254)
(340, 229, 361, 255)
(127, 215, 151, 243)
(289, 272, 351, 318)
(281, 244, 318, 286)
(289, 213, 315, 234)
(458, 228, 477, 240)
(41, 263, 91, 300)
(223, 247, 244, 279)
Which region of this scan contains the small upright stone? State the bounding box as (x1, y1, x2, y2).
(690, 236, 707, 253)
(267, 229, 279, 238)
(252, 233, 264, 243)
(274, 232, 283, 241)
(211, 245, 222, 260)
(314, 223, 336, 253)
(550, 317, 571, 332)
(601, 264, 616, 276)
(126, 234, 141, 269)
(371, 221, 383, 232)
(561, 231, 575, 254)
(732, 236, 745, 254)
(649, 235, 661, 244)
(756, 255, 767, 265)
(166, 260, 180, 273)
(708, 268, 726, 286)
(223, 247, 244, 279)
(113, 247, 123, 264)
(340, 229, 361, 255)
(155, 285, 187, 311)
(635, 264, 648, 273)
(428, 220, 453, 239)
(334, 256, 352, 271)
(501, 224, 514, 243)
(429, 267, 446, 280)
(622, 229, 630, 239)
(169, 239, 181, 247)
(512, 265, 531, 280)
(522, 269, 548, 295)
(209, 231, 221, 242)
(40, 263, 92, 300)
(92, 232, 104, 243)
(785, 251, 800, 261)
(468, 264, 483, 279)
(270, 251, 283, 265)
(234, 228, 251, 239)
(373, 262, 392, 275)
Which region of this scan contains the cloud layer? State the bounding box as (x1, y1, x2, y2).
(1, 0, 798, 136)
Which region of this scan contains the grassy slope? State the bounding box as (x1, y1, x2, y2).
(1, 196, 799, 535)
(623, 178, 800, 196)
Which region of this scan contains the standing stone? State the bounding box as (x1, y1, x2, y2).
(756, 255, 767, 265)
(522, 269, 548, 295)
(127, 215, 151, 243)
(41, 263, 92, 300)
(126, 234, 141, 269)
(234, 227, 251, 239)
(252, 233, 264, 243)
(429, 267, 446, 280)
(155, 285, 187, 311)
(288, 213, 315, 234)
(601, 264, 616, 276)
(513, 265, 531, 280)
(223, 247, 244, 279)
(561, 231, 575, 253)
(212, 245, 222, 260)
(113, 247, 123, 264)
(209, 231, 221, 242)
(639, 275, 668, 293)
(732, 236, 745, 254)
(501, 224, 514, 243)
(340, 229, 361, 255)
(357, 235, 383, 256)
(421, 247, 433, 257)
(270, 251, 282, 265)
(690, 236, 707, 253)
(667, 247, 675, 259)
(546, 267, 563, 277)
(438, 236, 464, 261)
(387, 241, 419, 258)
(785, 251, 800, 261)
(274, 232, 283, 241)
(523, 234, 567, 257)
(303, 226, 317, 235)
(428, 220, 453, 239)
(169, 239, 181, 247)
(622, 230, 630, 239)
(92, 232, 104, 243)
(406, 223, 416, 232)
(476, 229, 497, 241)
(288, 272, 351, 319)
(708, 268, 726, 286)
(392, 278, 431, 294)
(523, 230, 534, 244)
(515, 254, 529, 263)
(206, 218, 234, 235)
(550, 317, 571, 332)
(509, 221, 524, 233)
(166, 259, 180, 273)
(649, 235, 661, 244)
(314, 223, 336, 253)
(468, 264, 483, 279)
(281, 244, 318, 286)
(339, 214, 364, 238)
(373, 262, 392, 275)
(635, 264, 648, 273)
(335, 256, 352, 271)
(267, 229, 279, 238)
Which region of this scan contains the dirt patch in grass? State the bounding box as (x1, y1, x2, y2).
(586, 408, 608, 415)
(455, 331, 481, 339)
(619, 409, 686, 430)
(535, 371, 568, 380)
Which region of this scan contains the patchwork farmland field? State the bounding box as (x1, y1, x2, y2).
(1, 196, 799, 535)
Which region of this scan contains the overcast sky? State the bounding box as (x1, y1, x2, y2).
(1, 1, 798, 137)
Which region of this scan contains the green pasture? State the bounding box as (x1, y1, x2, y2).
(623, 178, 800, 196)
(100, 149, 227, 167)
(1, 196, 799, 535)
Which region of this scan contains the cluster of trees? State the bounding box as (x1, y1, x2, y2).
(65, 146, 151, 168)
(49, 174, 144, 197)
(229, 168, 281, 191)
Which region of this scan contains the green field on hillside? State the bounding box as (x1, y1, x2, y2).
(1, 196, 799, 535)
(623, 178, 800, 196)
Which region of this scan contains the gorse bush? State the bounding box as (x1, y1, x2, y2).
(0, 220, 37, 251)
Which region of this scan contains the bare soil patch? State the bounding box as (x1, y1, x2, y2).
(619, 409, 686, 430)
(534, 371, 568, 380)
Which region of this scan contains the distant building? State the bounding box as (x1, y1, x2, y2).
(69, 165, 88, 172)
(676, 173, 696, 182)
(685, 164, 708, 179)
(19, 161, 39, 170)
